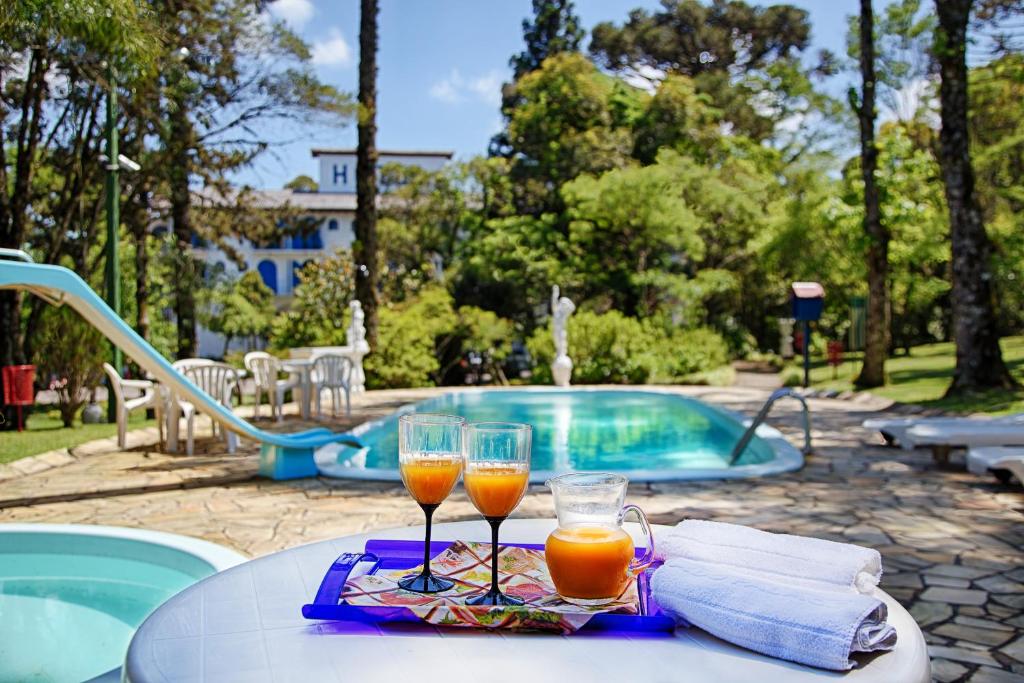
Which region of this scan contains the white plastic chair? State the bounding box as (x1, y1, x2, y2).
(311, 354, 352, 418)
(102, 363, 164, 449)
(244, 351, 298, 422)
(175, 361, 241, 456)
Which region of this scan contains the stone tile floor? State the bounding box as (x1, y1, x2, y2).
(0, 386, 1021, 682)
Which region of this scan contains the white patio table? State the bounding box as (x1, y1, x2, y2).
(124, 519, 930, 683)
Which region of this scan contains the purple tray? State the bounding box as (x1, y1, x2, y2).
(301, 539, 675, 633)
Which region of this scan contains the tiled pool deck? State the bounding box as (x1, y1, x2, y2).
(1, 386, 1021, 682)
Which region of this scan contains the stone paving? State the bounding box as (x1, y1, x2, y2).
(0, 386, 1022, 681)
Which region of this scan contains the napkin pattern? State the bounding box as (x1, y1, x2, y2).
(340, 540, 638, 633)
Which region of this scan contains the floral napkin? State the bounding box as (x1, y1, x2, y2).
(340, 540, 639, 633)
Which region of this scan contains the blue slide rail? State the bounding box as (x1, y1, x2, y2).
(0, 252, 362, 479)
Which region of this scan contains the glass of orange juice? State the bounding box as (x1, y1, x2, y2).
(463, 422, 531, 606)
(397, 413, 465, 593)
(544, 473, 655, 605)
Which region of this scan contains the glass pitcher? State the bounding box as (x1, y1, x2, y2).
(544, 472, 655, 605)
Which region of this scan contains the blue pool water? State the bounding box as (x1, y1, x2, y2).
(0, 528, 235, 682)
(319, 389, 794, 481)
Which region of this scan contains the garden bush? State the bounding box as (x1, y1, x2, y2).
(364, 287, 514, 389)
(528, 311, 730, 385)
(33, 306, 106, 427)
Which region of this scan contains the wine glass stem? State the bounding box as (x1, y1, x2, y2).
(487, 516, 505, 596)
(420, 503, 438, 577)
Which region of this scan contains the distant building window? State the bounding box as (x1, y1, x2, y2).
(328, 219, 339, 231)
(291, 229, 323, 250)
(257, 260, 278, 294)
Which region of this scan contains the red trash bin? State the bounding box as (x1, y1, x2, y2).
(2, 364, 36, 431)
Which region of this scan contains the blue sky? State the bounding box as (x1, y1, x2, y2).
(241, 0, 862, 189)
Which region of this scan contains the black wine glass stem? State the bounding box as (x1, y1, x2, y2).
(421, 503, 438, 577)
(487, 516, 505, 596)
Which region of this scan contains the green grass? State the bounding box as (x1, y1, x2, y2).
(0, 405, 154, 465)
(788, 336, 1024, 415)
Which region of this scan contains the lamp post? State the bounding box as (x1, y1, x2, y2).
(104, 62, 123, 424)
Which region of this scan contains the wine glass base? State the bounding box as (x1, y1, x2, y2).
(466, 590, 524, 607)
(398, 574, 454, 593)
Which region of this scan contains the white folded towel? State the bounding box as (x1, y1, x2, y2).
(655, 520, 882, 594)
(651, 558, 898, 671)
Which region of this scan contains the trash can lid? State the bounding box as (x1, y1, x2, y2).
(791, 282, 825, 299)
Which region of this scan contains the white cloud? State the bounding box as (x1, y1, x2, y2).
(267, 0, 314, 29)
(311, 28, 352, 67)
(429, 69, 503, 107)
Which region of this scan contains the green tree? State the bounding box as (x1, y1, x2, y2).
(589, 0, 822, 141)
(502, 53, 642, 215)
(493, 0, 584, 158)
(934, 0, 1016, 392)
(562, 158, 702, 317)
(851, 0, 889, 388)
(0, 0, 159, 427)
(270, 252, 356, 349)
(199, 271, 276, 357)
(143, 0, 352, 359)
(284, 175, 318, 192)
(354, 0, 381, 347)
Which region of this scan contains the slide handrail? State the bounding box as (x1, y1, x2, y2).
(0, 259, 361, 450)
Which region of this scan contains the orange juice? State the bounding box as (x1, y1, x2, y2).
(463, 462, 529, 517)
(545, 524, 635, 601)
(399, 456, 462, 505)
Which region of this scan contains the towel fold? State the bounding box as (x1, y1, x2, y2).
(651, 557, 898, 671)
(655, 520, 882, 594)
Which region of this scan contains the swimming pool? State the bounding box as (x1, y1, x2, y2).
(0, 524, 245, 682)
(316, 388, 802, 481)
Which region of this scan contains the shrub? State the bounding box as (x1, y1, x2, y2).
(650, 327, 730, 380)
(364, 287, 515, 389)
(528, 310, 654, 384)
(33, 306, 106, 427)
(528, 311, 730, 385)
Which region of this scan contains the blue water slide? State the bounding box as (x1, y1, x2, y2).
(0, 250, 361, 479)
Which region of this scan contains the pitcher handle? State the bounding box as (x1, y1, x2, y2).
(619, 504, 655, 574)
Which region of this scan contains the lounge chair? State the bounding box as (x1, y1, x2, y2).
(862, 413, 1024, 449)
(902, 415, 1024, 464)
(966, 446, 1024, 484)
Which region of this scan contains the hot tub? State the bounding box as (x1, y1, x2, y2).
(0, 523, 246, 682)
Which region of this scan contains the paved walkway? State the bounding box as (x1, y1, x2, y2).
(1, 386, 1022, 682)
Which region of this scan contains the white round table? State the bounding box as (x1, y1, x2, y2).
(124, 520, 930, 683)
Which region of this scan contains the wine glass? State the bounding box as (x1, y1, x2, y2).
(463, 422, 532, 606)
(397, 413, 465, 593)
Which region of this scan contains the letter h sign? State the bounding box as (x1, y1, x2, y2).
(332, 163, 348, 188)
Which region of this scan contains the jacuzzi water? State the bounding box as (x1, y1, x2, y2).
(0, 525, 244, 682)
(318, 389, 801, 481)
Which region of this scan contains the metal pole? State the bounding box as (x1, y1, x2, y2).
(105, 63, 123, 424)
(802, 320, 811, 388)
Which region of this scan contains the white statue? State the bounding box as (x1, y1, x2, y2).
(345, 299, 370, 392)
(347, 300, 368, 352)
(550, 285, 575, 387)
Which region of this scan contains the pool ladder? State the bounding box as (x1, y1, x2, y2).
(729, 388, 812, 465)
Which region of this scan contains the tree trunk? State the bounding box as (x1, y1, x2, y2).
(169, 103, 198, 359)
(354, 0, 381, 347)
(934, 0, 1016, 393)
(854, 0, 889, 389)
